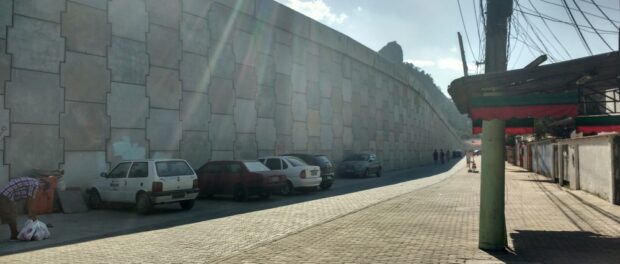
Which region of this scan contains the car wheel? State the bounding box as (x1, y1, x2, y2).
(136, 193, 152, 214)
(179, 200, 195, 210)
(233, 185, 247, 202)
(258, 191, 271, 199)
(320, 182, 332, 190)
(87, 190, 102, 210)
(363, 169, 369, 178)
(280, 181, 294, 196)
(376, 168, 382, 177)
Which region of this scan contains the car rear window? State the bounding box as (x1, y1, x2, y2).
(156, 161, 194, 177)
(285, 157, 307, 167)
(244, 161, 270, 172)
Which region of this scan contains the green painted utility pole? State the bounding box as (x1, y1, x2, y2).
(479, 0, 512, 251)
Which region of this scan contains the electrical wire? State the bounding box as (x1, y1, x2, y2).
(526, 0, 572, 59)
(578, 0, 620, 11)
(457, 0, 479, 66)
(539, 0, 620, 24)
(590, 0, 620, 28)
(515, 2, 561, 61)
(561, 0, 593, 55)
(515, 8, 618, 34)
(572, 0, 614, 50)
(472, 0, 484, 63)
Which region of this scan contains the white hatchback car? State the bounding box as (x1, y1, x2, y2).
(87, 159, 199, 214)
(258, 156, 321, 195)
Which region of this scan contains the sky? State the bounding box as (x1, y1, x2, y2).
(274, 0, 620, 97)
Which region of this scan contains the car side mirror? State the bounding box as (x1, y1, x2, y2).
(100, 172, 107, 178)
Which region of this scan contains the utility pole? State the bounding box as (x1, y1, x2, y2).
(458, 32, 469, 76)
(479, 0, 512, 251)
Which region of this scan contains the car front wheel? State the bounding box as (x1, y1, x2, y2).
(136, 193, 152, 214)
(88, 190, 102, 210)
(233, 185, 247, 202)
(280, 181, 294, 196)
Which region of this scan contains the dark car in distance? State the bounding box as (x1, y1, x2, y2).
(337, 153, 382, 178)
(195, 160, 287, 201)
(283, 153, 335, 190)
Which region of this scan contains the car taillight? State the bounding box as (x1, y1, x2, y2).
(299, 170, 306, 179)
(152, 182, 163, 193)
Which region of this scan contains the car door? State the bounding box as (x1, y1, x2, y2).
(103, 162, 132, 202)
(124, 162, 149, 203)
(222, 162, 243, 194)
(198, 163, 222, 195)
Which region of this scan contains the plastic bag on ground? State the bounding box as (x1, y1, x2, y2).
(32, 220, 50, 241)
(17, 219, 36, 241)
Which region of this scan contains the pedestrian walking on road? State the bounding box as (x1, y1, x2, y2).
(446, 150, 451, 161)
(440, 149, 445, 164)
(433, 149, 438, 164)
(0, 177, 50, 240)
(466, 151, 472, 172)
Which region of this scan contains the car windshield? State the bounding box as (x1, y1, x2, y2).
(244, 161, 270, 172)
(344, 154, 369, 161)
(285, 157, 307, 167)
(155, 161, 194, 177)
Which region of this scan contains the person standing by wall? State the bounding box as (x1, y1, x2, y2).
(466, 150, 473, 172)
(440, 149, 445, 164)
(433, 149, 438, 164)
(0, 177, 50, 240)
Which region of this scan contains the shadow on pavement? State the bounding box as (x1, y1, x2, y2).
(0, 159, 462, 256)
(510, 230, 620, 264)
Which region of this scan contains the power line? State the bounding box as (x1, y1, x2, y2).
(515, 2, 561, 61)
(512, 16, 557, 62)
(539, 0, 620, 24)
(561, 0, 593, 55)
(578, 0, 620, 11)
(590, 0, 620, 28)
(526, 0, 572, 59)
(571, 0, 614, 50)
(457, 0, 479, 64)
(515, 8, 618, 34)
(472, 0, 484, 62)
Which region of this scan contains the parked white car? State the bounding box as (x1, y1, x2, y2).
(87, 159, 199, 214)
(258, 156, 321, 195)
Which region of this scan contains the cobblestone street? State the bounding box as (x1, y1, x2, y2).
(1, 159, 619, 263)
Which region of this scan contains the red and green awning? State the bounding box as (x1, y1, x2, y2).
(472, 118, 534, 135)
(469, 92, 578, 120)
(576, 115, 620, 133)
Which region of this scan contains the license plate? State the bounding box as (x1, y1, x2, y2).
(311, 170, 318, 176)
(172, 193, 185, 199)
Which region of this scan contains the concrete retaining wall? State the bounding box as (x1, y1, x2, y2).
(0, 0, 462, 189)
(530, 140, 555, 178)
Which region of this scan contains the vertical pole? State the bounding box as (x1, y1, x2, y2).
(479, 0, 512, 251)
(458, 32, 469, 76)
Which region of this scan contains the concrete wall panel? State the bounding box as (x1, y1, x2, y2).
(235, 133, 257, 160)
(14, 0, 65, 23)
(257, 85, 276, 118)
(8, 16, 64, 73)
(147, 0, 180, 28)
(0, 0, 12, 37)
(234, 64, 258, 99)
(109, 0, 148, 42)
(6, 70, 63, 124)
(147, 25, 181, 68)
(147, 67, 182, 109)
(6, 124, 63, 178)
(275, 74, 292, 105)
(181, 14, 209, 55)
(61, 52, 110, 103)
(209, 77, 235, 114)
(292, 93, 307, 122)
(210, 114, 235, 150)
(181, 92, 210, 131)
(180, 131, 210, 168)
(275, 104, 292, 136)
(292, 121, 307, 151)
(61, 102, 108, 151)
(72, 0, 107, 10)
(235, 99, 257, 133)
(108, 37, 148, 84)
(147, 109, 182, 151)
(108, 82, 148, 129)
(62, 151, 108, 190)
(62, 2, 110, 56)
(107, 128, 148, 166)
(180, 52, 209, 93)
(256, 118, 276, 150)
(0, 42, 10, 94)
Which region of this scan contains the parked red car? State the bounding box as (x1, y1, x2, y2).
(195, 160, 287, 201)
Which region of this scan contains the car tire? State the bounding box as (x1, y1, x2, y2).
(233, 185, 247, 202)
(136, 193, 152, 214)
(179, 200, 195, 210)
(280, 181, 294, 196)
(258, 191, 271, 199)
(320, 182, 332, 190)
(376, 168, 382, 177)
(87, 190, 102, 210)
(363, 169, 369, 178)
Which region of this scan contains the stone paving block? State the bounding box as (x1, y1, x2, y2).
(107, 82, 148, 128)
(8, 16, 64, 73)
(180, 131, 210, 168)
(320, 98, 333, 125)
(234, 133, 257, 160)
(61, 151, 108, 190)
(274, 43, 292, 75)
(307, 110, 320, 137)
(6, 70, 63, 124)
(307, 81, 320, 110)
(210, 44, 235, 79)
(180, 52, 209, 93)
(234, 64, 258, 100)
(62, 2, 109, 56)
(257, 85, 275, 118)
(291, 93, 307, 122)
(0, 0, 12, 37)
(292, 122, 307, 151)
(109, 0, 148, 41)
(210, 114, 235, 151)
(181, 13, 209, 55)
(14, 0, 65, 23)
(209, 77, 235, 114)
(256, 118, 276, 150)
(61, 52, 110, 103)
(181, 91, 210, 131)
(107, 128, 148, 166)
(109, 37, 148, 84)
(147, 0, 180, 28)
(148, 25, 181, 69)
(275, 73, 292, 105)
(61, 102, 109, 151)
(275, 104, 292, 136)
(211, 150, 233, 161)
(0, 42, 9, 94)
(320, 125, 333, 150)
(6, 124, 63, 178)
(147, 109, 182, 151)
(234, 30, 256, 66)
(147, 67, 182, 109)
(255, 53, 275, 87)
(234, 99, 257, 133)
(291, 64, 307, 93)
